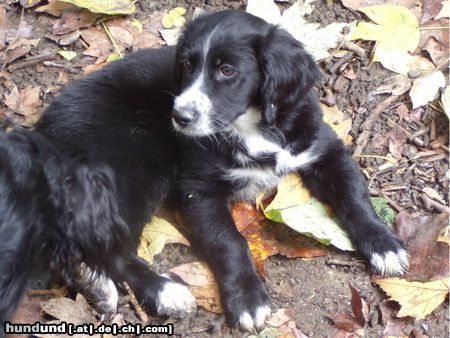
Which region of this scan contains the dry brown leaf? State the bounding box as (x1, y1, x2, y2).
(80, 27, 113, 64)
(3, 38, 40, 66)
(375, 278, 449, 320)
(395, 212, 449, 281)
(169, 261, 222, 313)
(4, 85, 42, 127)
(387, 126, 407, 161)
(419, 18, 449, 66)
(41, 294, 96, 323)
(53, 8, 101, 35)
(10, 294, 43, 327)
(266, 308, 290, 327)
(422, 0, 444, 23)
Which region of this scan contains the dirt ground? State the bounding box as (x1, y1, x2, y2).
(1, 0, 449, 337)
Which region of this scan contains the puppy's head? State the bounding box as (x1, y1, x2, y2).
(51, 162, 129, 279)
(172, 10, 320, 136)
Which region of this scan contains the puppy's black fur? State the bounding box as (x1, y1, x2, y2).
(36, 10, 408, 331)
(0, 130, 128, 334)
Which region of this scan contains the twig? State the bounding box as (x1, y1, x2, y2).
(8, 51, 56, 71)
(420, 193, 450, 213)
(382, 194, 402, 212)
(341, 39, 366, 58)
(122, 281, 149, 323)
(386, 118, 424, 147)
(326, 258, 366, 268)
(101, 22, 123, 59)
(353, 95, 400, 157)
(329, 52, 353, 74)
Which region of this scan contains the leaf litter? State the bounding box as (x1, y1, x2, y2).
(1, 0, 449, 336)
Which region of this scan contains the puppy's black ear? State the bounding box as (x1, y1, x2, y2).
(55, 163, 130, 278)
(258, 27, 321, 124)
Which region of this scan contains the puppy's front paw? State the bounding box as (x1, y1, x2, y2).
(156, 277, 197, 317)
(223, 278, 271, 331)
(359, 228, 409, 277)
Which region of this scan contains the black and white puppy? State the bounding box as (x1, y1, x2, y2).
(173, 11, 408, 329)
(0, 129, 128, 334)
(37, 10, 408, 331)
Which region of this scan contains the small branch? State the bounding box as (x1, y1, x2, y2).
(122, 281, 149, 323)
(329, 52, 353, 74)
(8, 51, 56, 71)
(101, 22, 123, 59)
(341, 39, 366, 58)
(420, 193, 450, 213)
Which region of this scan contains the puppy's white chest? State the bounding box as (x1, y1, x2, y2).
(226, 166, 280, 201)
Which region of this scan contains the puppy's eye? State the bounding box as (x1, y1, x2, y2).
(183, 61, 192, 72)
(220, 65, 235, 77)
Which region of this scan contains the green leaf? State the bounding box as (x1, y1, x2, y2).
(371, 197, 396, 225)
(61, 0, 135, 15)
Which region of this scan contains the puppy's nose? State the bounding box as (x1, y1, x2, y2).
(172, 109, 195, 127)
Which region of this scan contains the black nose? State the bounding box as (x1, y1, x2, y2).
(172, 109, 195, 127)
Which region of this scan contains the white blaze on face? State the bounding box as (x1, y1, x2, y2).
(173, 28, 219, 137)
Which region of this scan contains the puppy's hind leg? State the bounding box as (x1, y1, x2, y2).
(113, 255, 196, 317)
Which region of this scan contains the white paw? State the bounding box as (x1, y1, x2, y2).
(78, 267, 118, 313)
(157, 280, 197, 316)
(370, 249, 409, 277)
(238, 305, 271, 332)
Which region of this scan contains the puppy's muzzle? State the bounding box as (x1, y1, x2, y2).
(172, 108, 195, 128)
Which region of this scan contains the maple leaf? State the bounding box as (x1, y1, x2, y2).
(351, 5, 419, 62)
(375, 278, 449, 320)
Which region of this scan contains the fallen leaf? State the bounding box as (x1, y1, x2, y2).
(40, 294, 98, 332)
(61, 0, 135, 15)
(233, 201, 328, 276)
(267, 308, 290, 328)
(437, 225, 450, 244)
(108, 26, 133, 47)
(139, 216, 190, 264)
(349, 284, 366, 328)
(374, 50, 435, 77)
(422, 0, 444, 23)
(341, 0, 422, 21)
(386, 125, 407, 161)
(441, 86, 450, 117)
(373, 74, 412, 96)
(395, 212, 449, 281)
(419, 18, 449, 66)
(162, 7, 186, 29)
(328, 311, 361, 332)
(159, 28, 181, 46)
(247, 0, 354, 60)
(375, 278, 449, 320)
(46, 30, 81, 46)
(321, 104, 353, 145)
(264, 175, 354, 251)
(351, 5, 419, 62)
(58, 50, 77, 60)
(36, 0, 74, 17)
(52, 8, 101, 35)
(80, 27, 113, 64)
(2, 38, 40, 66)
(169, 261, 222, 313)
(435, 0, 450, 19)
(409, 70, 445, 109)
(4, 85, 42, 127)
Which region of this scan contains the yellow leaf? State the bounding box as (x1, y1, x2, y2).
(58, 50, 77, 61)
(137, 236, 153, 264)
(162, 7, 186, 29)
(321, 103, 353, 145)
(61, 0, 135, 15)
(376, 278, 449, 320)
(131, 19, 143, 33)
(374, 50, 435, 77)
(138, 216, 190, 264)
(351, 5, 419, 61)
(106, 53, 121, 63)
(265, 174, 310, 212)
